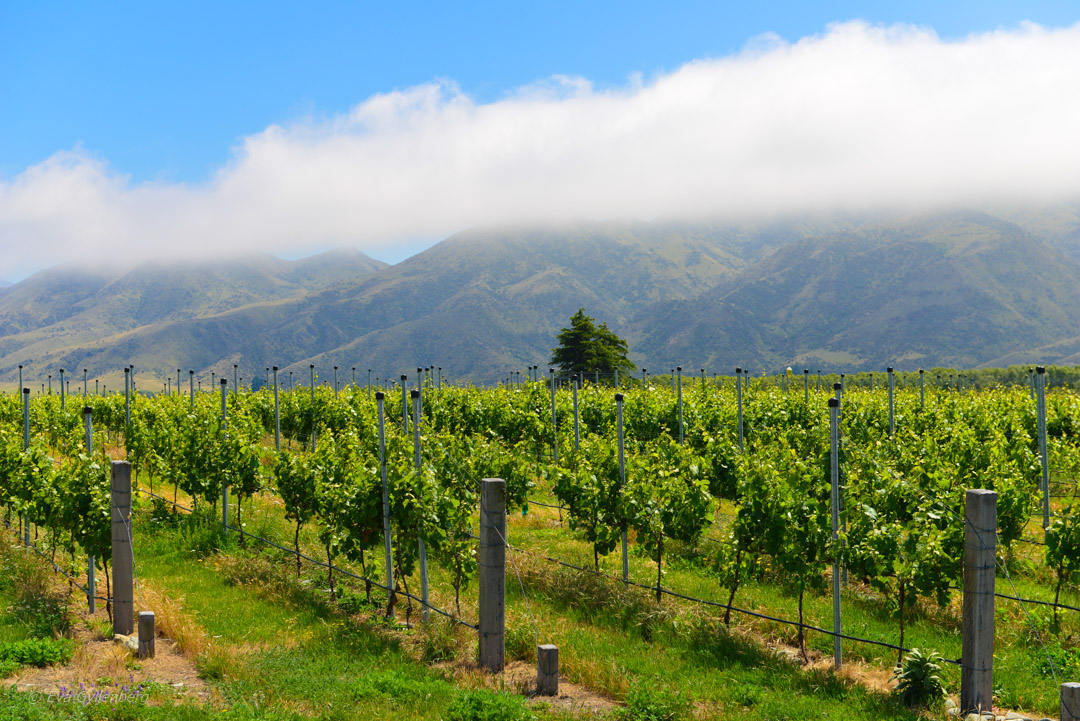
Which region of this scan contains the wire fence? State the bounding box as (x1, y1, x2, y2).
(133, 485, 479, 631)
(477, 532, 957, 664)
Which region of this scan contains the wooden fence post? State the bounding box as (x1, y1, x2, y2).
(111, 461, 134, 636)
(1062, 682, 1080, 721)
(479, 478, 506, 672)
(961, 489, 996, 715)
(537, 644, 559, 695)
(138, 611, 155, 658)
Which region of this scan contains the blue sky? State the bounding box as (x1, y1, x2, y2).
(2, 2, 1080, 280)
(3, 1, 1078, 183)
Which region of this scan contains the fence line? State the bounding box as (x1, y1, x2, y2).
(471, 531, 958, 664)
(133, 485, 479, 631)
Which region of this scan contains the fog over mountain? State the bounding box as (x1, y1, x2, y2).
(2, 204, 1078, 386)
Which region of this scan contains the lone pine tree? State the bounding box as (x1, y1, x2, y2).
(550, 308, 635, 376)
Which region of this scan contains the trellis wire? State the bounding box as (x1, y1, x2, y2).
(133, 485, 478, 631)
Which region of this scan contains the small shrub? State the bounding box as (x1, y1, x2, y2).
(337, 590, 372, 615)
(445, 689, 534, 721)
(891, 648, 946, 708)
(0, 638, 75, 668)
(148, 496, 180, 529)
(10, 595, 71, 638)
(1039, 643, 1080, 679)
(615, 682, 690, 721)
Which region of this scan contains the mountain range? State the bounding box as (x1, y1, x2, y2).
(2, 204, 1079, 388)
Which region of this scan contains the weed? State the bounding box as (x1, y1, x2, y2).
(337, 589, 379, 615)
(197, 643, 242, 681)
(515, 560, 654, 632)
(504, 623, 535, 662)
(351, 668, 448, 708)
(10, 594, 72, 638)
(727, 681, 763, 708)
(445, 689, 535, 721)
(1038, 642, 1080, 678)
(87, 615, 114, 641)
(0, 539, 72, 638)
(615, 681, 690, 721)
(1019, 606, 1062, 646)
(147, 496, 181, 530)
(0, 544, 49, 599)
(891, 648, 946, 708)
(681, 614, 776, 670)
(217, 552, 334, 618)
(177, 513, 232, 559)
(419, 616, 464, 664)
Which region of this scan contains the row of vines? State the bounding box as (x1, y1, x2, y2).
(0, 380, 1078, 657)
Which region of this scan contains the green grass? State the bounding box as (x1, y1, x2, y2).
(142, 472, 1079, 718)
(128, 495, 924, 720)
(131, 514, 460, 720)
(130, 489, 919, 720)
(502, 501, 1076, 718)
(5, 466, 1074, 720)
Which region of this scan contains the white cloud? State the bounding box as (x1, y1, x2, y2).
(3, 20, 1080, 278)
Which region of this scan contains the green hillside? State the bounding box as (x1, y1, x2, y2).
(0, 250, 386, 382)
(0, 220, 773, 384)
(628, 210, 1080, 372)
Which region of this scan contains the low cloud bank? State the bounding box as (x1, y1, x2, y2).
(3, 20, 1080, 278)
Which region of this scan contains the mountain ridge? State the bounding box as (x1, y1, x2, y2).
(2, 208, 1079, 385)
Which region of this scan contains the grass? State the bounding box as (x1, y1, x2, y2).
(2, 453, 1075, 720)
(141, 469, 1078, 718)
(132, 488, 924, 720)
(503, 501, 1076, 717)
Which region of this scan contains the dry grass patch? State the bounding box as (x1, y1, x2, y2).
(6, 584, 209, 702)
(137, 584, 208, 660)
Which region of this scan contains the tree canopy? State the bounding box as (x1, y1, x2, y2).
(550, 308, 635, 376)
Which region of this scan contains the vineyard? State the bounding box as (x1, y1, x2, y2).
(0, 369, 1078, 720)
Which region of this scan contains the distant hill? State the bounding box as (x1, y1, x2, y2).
(2, 208, 1080, 386)
(627, 210, 1080, 372)
(992, 201, 1080, 261)
(0, 279, 10, 289)
(9, 220, 786, 383)
(0, 249, 386, 383)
